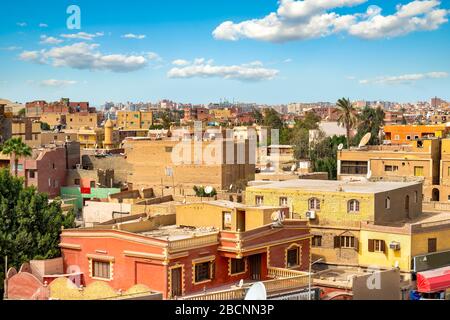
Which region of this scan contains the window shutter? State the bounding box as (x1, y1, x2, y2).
(381, 240, 386, 253)
(368, 239, 374, 252)
(354, 238, 359, 251)
(334, 236, 341, 248)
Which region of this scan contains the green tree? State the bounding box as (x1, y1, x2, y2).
(336, 98, 357, 149)
(0, 137, 32, 177)
(40, 122, 51, 131)
(252, 108, 263, 125)
(354, 106, 385, 145)
(400, 107, 407, 125)
(310, 135, 347, 179)
(0, 169, 75, 294)
(263, 108, 283, 129)
(160, 111, 172, 129)
(18, 108, 26, 118)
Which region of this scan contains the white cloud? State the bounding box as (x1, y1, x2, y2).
(1, 46, 22, 51)
(39, 23, 48, 28)
(40, 35, 64, 45)
(146, 52, 161, 61)
(16, 22, 27, 27)
(167, 58, 279, 81)
(213, 0, 449, 42)
(19, 42, 150, 73)
(60, 32, 104, 41)
(359, 71, 448, 84)
(39, 79, 77, 87)
(122, 33, 146, 39)
(283, 58, 293, 63)
(172, 59, 190, 66)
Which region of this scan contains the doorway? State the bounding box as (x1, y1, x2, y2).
(170, 267, 183, 298)
(248, 254, 262, 281)
(432, 188, 440, 202)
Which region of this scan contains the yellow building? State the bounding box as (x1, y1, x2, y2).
(359, 212, 450, 273)
(66, 113, 98, 130)
(116, 111, 153, 130)
(337, 139, 441, 202)
(245, 179, 423, 266)
(40, 113, 65, 127)
(210, 108, 232, 120)
(76, 127, 105, 149)
(10, 118, 41, 147)
(176, 200, 287, 232)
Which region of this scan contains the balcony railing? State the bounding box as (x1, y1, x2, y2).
(180, 268, 310, 300)
(267, 266, 308, 279)
(167, 234, 219, 252)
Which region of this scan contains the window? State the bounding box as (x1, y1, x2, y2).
(165, 146, 173, 152)
(394, 135, 400, 140)
(368, 239, 386, 253)
(347, 199, 360, 213)
(406, 135, 411, 140)
(255, 196, 264, 206)
(222, 211, 232, 230)
(340, 236, 356, 248)
(74, 179, 80, 186)
(286, 247, 300, 268)
(90, 181, 96, 188)
(230, 258, 245, 275)
(414, 166, 424, 177)
(340, 161, 368, 174)
(279, 197, 288, 206)
(428, 238, 437, 253)
(48, 178, 51, 187)
(385, 197, 391, 209)
(52, 163, 55, 169)
(414, 135, 419, 140)
(385, 165, 399, 172)
(195, 261, 213, 283)
(92, 260, 110, 279)
(414, 191, 418, 203)
(308, 198, 321, 210)
(29, 170, 35, 179)
(312, 235, 322, 247)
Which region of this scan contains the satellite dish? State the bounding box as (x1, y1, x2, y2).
(271, 211, 280, 221)
(337, 143, 344, 150)
(244, 282, 267, 300)
(290, 164, 297, 172)
(359, 133, 371, 148)
(237, 279, 244, 288)
(229, 184, 233, 191)
(204, 186, 213, 194)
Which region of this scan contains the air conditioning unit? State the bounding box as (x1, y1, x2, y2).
(389, 242, 401, 251)
(76, 164, 82, 169)
(305, 211, 316, 220)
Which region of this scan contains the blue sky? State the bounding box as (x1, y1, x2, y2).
(0, 0, 449, 106)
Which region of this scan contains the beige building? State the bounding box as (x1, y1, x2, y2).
(337, 139, 440, 202)
(66, 113, 98, 130)
(123, 137, 255, 193)
(40, 113, 66, 128)
(116, 111, 153, 130)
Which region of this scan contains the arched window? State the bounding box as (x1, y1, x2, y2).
(348, 199, 360, 213)
(308, 198, 320, 210)
(385, 197, 391, 209)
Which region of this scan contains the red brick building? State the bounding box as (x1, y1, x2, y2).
(59, 202, 312, 299)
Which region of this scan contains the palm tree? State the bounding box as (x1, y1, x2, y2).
(336, 98, 357, 148)
(1, 137, 32, 177)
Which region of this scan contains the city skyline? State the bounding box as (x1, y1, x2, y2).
(1, 0, 449, 106)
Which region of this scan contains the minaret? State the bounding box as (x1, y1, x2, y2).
(103, 117, 114, 149)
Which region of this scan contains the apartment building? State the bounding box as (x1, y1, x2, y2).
(116, 110, 153, 129)
(384, 124, 448, 144)
(337, 139, 440, 201)
(66, 113, 99, 130)
(245, 179, 422, 267)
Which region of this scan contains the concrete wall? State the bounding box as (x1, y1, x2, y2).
(83, 201, 133, 227)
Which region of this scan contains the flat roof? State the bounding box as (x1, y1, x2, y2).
(246, 179, 420, 194)
(184, 199, 282, 210)
(139, 225, 218, 241)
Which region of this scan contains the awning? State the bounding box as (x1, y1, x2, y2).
(417, 266, 450, 293)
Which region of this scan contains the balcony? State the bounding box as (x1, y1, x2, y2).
(180, 267, 310, 300)
(167, 234, 219, 252)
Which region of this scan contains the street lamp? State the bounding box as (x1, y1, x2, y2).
(308, 257, 324, 300)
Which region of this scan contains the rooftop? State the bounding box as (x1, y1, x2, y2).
(247, 179, 421, 194)
(138, 225, 218, 241)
